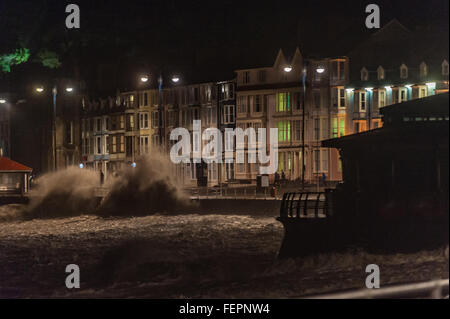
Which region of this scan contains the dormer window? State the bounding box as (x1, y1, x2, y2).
(400, 64, 408, 79)
(419, 62, 428, 78)
(442, 60, 449, 76)
(377, 66, 385, 80)
(243, 71, 251, 84)
(361, 67, 369, 81)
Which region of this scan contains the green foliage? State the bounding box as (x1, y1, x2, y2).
(0, 48, 31, 73)
(37, 50, 62, 69)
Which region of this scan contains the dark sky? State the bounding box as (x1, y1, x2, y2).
(0, 0, 448, 95)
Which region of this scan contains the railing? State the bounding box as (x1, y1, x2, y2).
(190, 186, 277, 200)
(280, 192, 330, 219)
(305, 279, 449, 299)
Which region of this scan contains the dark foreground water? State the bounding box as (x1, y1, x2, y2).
(0, 210, 448, 298)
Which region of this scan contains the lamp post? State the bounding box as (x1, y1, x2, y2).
(140, 74, 181, 148)
(35, 84, 74, 171)
(284, 63, 326, 189)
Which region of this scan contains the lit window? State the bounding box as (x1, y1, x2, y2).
(442, 60, 449, 76)
(277, 121, 291, 142)
(361, 67, 369, 81)
(276, 93, 291, 112)
(359, 92, 366, 111)
(379, 90, 386, 108)
(377, 66, 385, 80)
(400, 64, 408, 79)
(420, 62, 428, 78)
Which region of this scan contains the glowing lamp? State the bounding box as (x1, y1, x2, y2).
(316, 67, 325, 74)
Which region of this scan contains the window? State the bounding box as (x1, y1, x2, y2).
(140, 136, 149, 154)
(322, 150, 328, 173)
(377, 66, 385, 80)
(339, 118, 345, 137)
(152, 135, 159, 147)
(96, 136, 102, 154)
(399, 88, 407, 102)
(119, 116, 125, 129)
(314, 90, 321, 108)
(226, 163, 234, 180)
(238, 96, 247, 113)
(400, 64, 408, 79)
(243, 71, 250, 84)
(223, 105, 235, 124)
(420, 87, 427, 98)
(361, 67, 369, 81)
(442, 60, 449, 76)
(126, 114, 135, 131)
(379, 90, 386, 108)
(96, 119, 102, 132)
(112, 136, 117, 153)
(359, 92, 366, 111)
(65, 121, 73, 144)
(314, 150, 320, 173)
(254, 95, 262, 113)
(321, 118, 328, 140)
(331, 60, 345, 80)
(143, 92, 148, 106)
(139, 113, 149, 129)
(257, 70, 266, 83)
(105, 136, 110, 154)
(277, 121, 291, 143)
(314, 118, 320, 141)
(208, 164, 218, 181)
(294, 120, 301, 141)
(120, 135, 125, 152)
(339, 88, 346, 108)
(294, 92, 301, 110)
(332, 118, 338, 138)
(276, 93, 291, 112)
(278, 153, 284, 172)
(419, 62, 428, 78)
(152, 111, 160, 128)
(105, 117, 110, 131)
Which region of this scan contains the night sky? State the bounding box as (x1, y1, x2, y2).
(0, 0, 448, 95)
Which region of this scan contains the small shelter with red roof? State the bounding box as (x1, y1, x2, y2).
(0, 157, 32, 195)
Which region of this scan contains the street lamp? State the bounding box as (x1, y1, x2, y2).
(316, 67, 326, 74)
(138, 73, 181, 148)
(283, 63, 326, 189)
(35, 84, 74, 171)
(0, 99, 6, 104)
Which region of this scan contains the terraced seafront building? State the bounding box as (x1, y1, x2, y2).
(77, 19, 448, 186)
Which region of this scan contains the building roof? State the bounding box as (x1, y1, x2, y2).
(0, 157, 32, 172)
(323, 93, 449, 149)
(381, 92, 449, 117)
